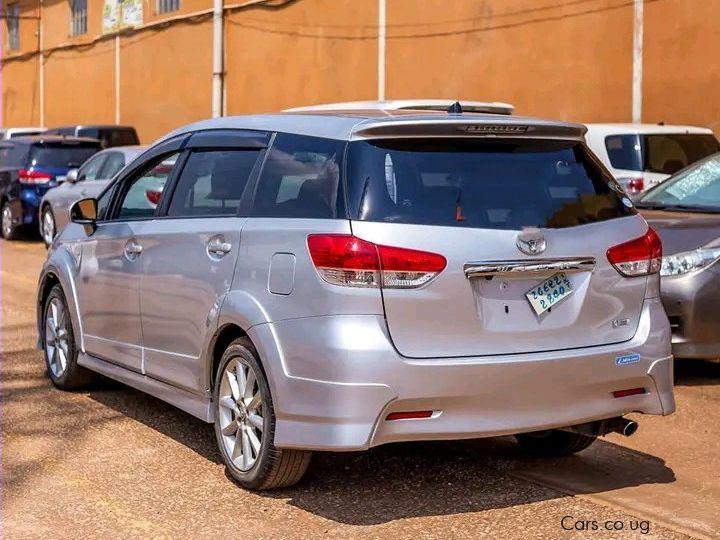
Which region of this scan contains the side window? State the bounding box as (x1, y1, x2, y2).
(97, 152, 125, 179)
(116, 153, 179, 220)
(167, 149, 260, 217)
(251, 133, 345, 219)
(77, 154, 106, 181)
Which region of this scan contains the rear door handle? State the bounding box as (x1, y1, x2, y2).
(207, 238, 232, 256)
(124, 240, 143, 261)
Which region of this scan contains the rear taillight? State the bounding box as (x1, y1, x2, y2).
(18, 168, 52, 184)
(624, 177, 645, 195)
(307, 234, 446, 289)
(145, 190, 162, 206)
(607, 228, 662, 277)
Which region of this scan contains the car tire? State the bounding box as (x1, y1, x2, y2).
(43, 284, 97, 390)
(213, 337, 312, 490)
(515, 430, 596, 456)
(40, 205, 56, 248)
(1, 201, 20, 240)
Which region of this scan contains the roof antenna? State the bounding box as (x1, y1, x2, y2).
(448, 101, 463, 114)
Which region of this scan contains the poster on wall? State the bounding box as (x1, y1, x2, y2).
(102, 0, 143, 33)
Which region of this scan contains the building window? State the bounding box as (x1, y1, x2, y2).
(158, 0, 180, 14)
(7, 3, 20, 50)
(70, 0, 87, 36)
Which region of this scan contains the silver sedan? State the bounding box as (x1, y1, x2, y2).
(39, 146, 146, 246)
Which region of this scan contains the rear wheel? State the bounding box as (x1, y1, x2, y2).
(1, 201, 19, 240)
(40, 205, 56, 248)
(213, 338, 312, 490)
(515, 430, 596, 456)
(43, 284, 97, 389)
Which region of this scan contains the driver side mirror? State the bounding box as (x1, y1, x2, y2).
(65, 168, 79, 183)
(70, 198, 98, 231)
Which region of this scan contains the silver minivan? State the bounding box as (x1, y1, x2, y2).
(37, 111, 675, 490)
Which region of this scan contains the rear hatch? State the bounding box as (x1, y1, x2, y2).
(345, 136, 655, 358)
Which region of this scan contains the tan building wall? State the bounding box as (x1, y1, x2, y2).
(2, 0, 720, 143)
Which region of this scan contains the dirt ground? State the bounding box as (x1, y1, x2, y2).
(1, 239, 718, 539)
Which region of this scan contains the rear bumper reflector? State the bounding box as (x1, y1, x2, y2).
(612, 387, 646, 398)
(386, 411, 433, 421)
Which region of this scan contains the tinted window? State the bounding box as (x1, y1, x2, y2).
(78, 128, 139, 147)
(77, 153, 106, 181)
(98, 152, 126, 179)
(0, 144, 28, 167)
(346, 139, 634, 230)
(605, 134, 720, 174)
(29, 143, 100, 168)
(251, 133, 344, 219)
(117, 153, 178, 220)
(168, 150, 260, 217)
(9, 130, 43, 138)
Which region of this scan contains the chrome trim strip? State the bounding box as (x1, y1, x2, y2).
(464, 257, 596, 278)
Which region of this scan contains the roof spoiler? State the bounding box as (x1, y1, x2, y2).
(350, 119, 587, 141)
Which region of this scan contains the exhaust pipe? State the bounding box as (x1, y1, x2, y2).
(562, 416, 638, 437)
(605, 417, 638, 437)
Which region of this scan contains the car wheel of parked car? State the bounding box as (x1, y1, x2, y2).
(43, 284, 97, 390)
(515, 430, 596, 456)
(1, 202, 19, 240)
(213, 337, 312, 490)
(40, 205, 56, 248)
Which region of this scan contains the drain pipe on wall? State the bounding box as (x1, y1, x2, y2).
(377, 0, 386, 101)
(212, 0, 224, 118)
(38, 0, 45, 126)
(632, 0, 643, 123)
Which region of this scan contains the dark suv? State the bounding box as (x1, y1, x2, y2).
(0, 136, 101, 239)
(45, 125, 139, 148)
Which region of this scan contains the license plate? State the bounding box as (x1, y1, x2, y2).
(526, 273, 573, 316)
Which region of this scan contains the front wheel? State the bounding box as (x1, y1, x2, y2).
(213, 338, 311, 490)
(515, 430, 596, 456)
(40, 205, 56, 248)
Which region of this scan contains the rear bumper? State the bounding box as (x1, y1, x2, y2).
(249, 297, 674, 451)
(662, 268, 720, 361)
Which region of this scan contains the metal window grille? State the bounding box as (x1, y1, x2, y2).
(7, 4, 20, 50)
(158, 0, 180, 14)
(70, 0, 87, 36)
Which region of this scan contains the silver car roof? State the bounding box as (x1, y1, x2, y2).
(161, 111, 587, 144)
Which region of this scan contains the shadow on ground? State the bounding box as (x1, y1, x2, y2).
(87, 377, 677, 525)
(674, 358, 720, 386)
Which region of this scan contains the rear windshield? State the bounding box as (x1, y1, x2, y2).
(346, 139, 634, 230)
(605, 134, 720, 175)
(29, 143, 100, 168)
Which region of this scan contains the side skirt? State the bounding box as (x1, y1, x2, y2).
(78, 352, 214, 423)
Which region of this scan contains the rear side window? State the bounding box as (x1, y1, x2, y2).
(79, 128, 139, 147)
(0, 144, 28, 167)
(251, 133, 345, 219)
(29, 143, 100, 168)
(168, 150, 261, 217)
(346, 138, 634, 230)
(605, 134, 720, 174)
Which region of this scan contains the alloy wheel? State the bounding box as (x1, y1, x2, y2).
(2, 206, 12, 238)
(42, 209, 55, 246)
(218, 358, 264, 471)
(45, 298, 69, 378)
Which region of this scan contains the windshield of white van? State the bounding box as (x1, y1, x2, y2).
(346, 138, 634, 230)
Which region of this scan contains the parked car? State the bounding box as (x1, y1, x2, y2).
(39, 146, 146, 247)
(585, 123, 720, 198)
(287, 99, 515, 115)
(0, 127, 47, 139)
(0, 136, 101, 240)
(37, 111, 674, 490)
(44, 125, 140, 148)
(636, 152, 720, 362)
